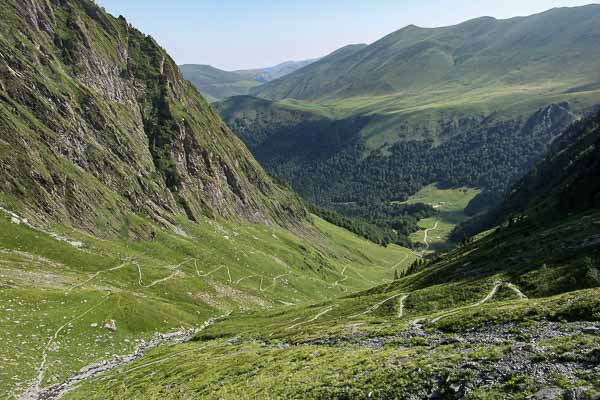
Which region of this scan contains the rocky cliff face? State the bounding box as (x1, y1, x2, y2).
(0, 0, 306, 234)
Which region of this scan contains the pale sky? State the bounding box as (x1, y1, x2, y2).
(96, 0, 596, 70)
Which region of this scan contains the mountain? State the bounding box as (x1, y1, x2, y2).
(234, 58, 319, 82)
(179, 58, 317, 102)
(503, 111, 600, 216)
(57, 102, 600, 400)
(219, 5, 600, 236)
(0, 1, 416, 398)
(0, 0, 309, 236)
(2, 1, 600, 398)
(178, 64, 261, 102)
(254, 7, 600, 102)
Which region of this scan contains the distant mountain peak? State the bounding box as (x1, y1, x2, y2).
(180, 58, 319, 101)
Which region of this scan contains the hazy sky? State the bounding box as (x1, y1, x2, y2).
(97, 0, 595, 70)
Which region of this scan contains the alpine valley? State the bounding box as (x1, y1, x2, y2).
(0, 1, 598, 399)
(214, 5, 600, 247)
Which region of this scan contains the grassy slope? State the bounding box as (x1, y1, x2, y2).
(62, 208, 600, 399)
(403, 184, 481, 252)
(0, 208, 415, 398)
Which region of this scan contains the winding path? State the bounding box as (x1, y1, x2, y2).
(235, 275, 259, 285)
(405, 281, 528, 328)
(430, 281, 525, 324)
(19, 293, 113, 400)
(397, 294, 410, 318)
(506, 283, 528, 299)
(65, 262, 131, 295)
(422, 221, 440, 250)
(349, 293, 407, 319)
(331, 266, 349, 288)
(286, 306, 336, 331)
(23, 314, 228, 400)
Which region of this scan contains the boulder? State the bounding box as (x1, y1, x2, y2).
(103, 320, 117, 332)
(582, 326, 600, 336)
(533, 388, 566, 400)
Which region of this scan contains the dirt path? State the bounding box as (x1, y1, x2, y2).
(257, 272, 291, 292)
(19, 293, 113, 400)
(506, 283, 528, 299)
(286, 306, 335, 331)
(141, 270, 183, 288)
(235, 275, 259, 285)
(391, 254, 410, 271)
(65, 262, 131, 295)
(27, 314, 228, 400)
(397, 294, 410, 318)
(195, 265, 227, 279)
(134, 262, 184, 288)
(430, 281, 523, 324)
(331, 266, 349, 288)
(349, 293, 407, 319)
(423, 221, 440, 249)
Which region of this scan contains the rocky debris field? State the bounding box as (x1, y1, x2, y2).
(260, 321, 600, 399)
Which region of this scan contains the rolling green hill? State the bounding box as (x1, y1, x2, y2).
(249, 5, 600, 147)
(254, 6, 600, 106)
(179, 59, 317, 102)
(178, 65, 261, 102)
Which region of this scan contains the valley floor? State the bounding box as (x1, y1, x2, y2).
(403, 184, 480, 253)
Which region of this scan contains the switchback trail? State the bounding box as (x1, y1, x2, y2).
(65, 262, 131, 295)
(286, 306, 336, 331)
(349, 293, 407, 319)
(429, 281, 526, 324)
(331, 265, 348, 288)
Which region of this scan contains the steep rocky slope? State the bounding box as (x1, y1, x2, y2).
(0, 2, 419, 398)
(0, 0, 306, 236)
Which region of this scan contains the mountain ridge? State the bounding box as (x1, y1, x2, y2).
(253, 4, 600, 101)
(179, 58, 318, 102)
